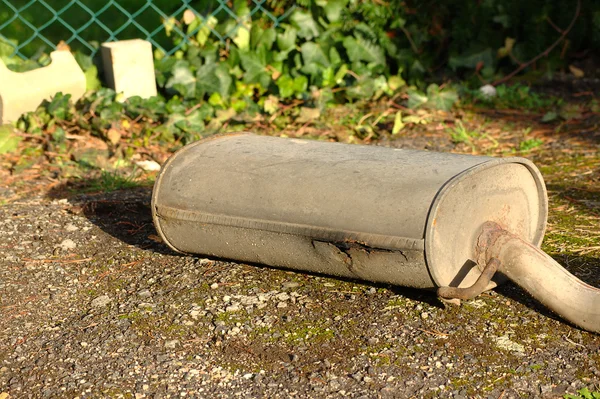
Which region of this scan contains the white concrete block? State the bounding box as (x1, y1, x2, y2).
(101, 39, 157, 100)
(0, 51, 86, 125)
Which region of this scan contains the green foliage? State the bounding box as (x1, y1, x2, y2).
(519, 138, 544, 152)
(16, 88, 217, 151)
(408, 84, 459, 111)
(0, 125, 22, 154)
(1, 0, 587, 156)
(87, 169, 148, 193)
(74, 52, 101, 91)
(565, 388, 600, 399)
(0, 36, 48, 72)
(463, 84, 557, 110)
(150, 3, 421, 125)
(448, 120, 479, 146)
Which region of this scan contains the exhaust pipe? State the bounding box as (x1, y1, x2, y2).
(151, 133, 600, 333)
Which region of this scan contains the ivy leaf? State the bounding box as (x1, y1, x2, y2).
(46, 93, 73, 120)
(448, 48, 494, 71)
(239, 51, 270, 88)
(497, 37, 516, 59)
(98, 102, 125, 124)
(0, 125, 22, 154)
(154, 57, 178, 88)
(276, 25, 297, 52)
(301, 42, 330, 68)
(426, 84, 458, 111)
(233, 0, 250, 17)
(0, 36, 17, 58)
(319, 0, 348, 23)
(251, 26, 276, 51)
(196, 62, 232, 99)
(388, 75, 406, 91)
(322, 67, 335, 87)
(290, 10, 320, 40)
(300, 42, 330, 81)
(125, 95, 165, 120)
(74, 52, 101, 90)
(541, 111, 558, 123)
(162, 17, 177, 37)
(165, 61, 196, 99)
(328, 46, 342, 66)
(194, 15, 218, 47)
(407, 90, 428, 109)
(346, 76, 376, 99)
(174, 109, 205, 133)
(232, 26, 251, 50)
(342, 36, 385, 67)
(276, 74, 307, 98)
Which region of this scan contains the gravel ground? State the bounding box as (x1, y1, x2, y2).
(0, 185, 598, 399)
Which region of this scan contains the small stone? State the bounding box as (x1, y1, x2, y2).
(277, 301, 288, 308)
(225, 304, 240, 312)
(165, 340, 179, 349)
(91, 295, 111, 308)
(421, 312, 429, 319)
(138, 289, 152, 299)
(276, 292, 290, 301)
(479, 84, 497, 98)
(540, 384, 553, 394)
(65, 223, 79, 232)
(210, 283, 219, 289)
(135, 160, 161, 172)
(282, 281, 300, 289)
(243, 373, 253, 380)
(59, 239, 77, 251)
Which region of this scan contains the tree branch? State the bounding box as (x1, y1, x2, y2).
(491, 0, 581, 86)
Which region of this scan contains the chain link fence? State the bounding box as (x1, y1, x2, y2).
(0, 0, 295, 59)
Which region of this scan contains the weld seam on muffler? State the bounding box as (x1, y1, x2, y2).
(155, 204, 425, 251)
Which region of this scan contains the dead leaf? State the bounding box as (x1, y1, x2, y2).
(135, 159, 161, 172)
(296, 107, 320, 123)
(392, 111, 404, 134)
(106, 128, 121, 146)
(183, 9, 196, 25)
(55, 40, 71, 52)
(569, 65, 584, 78)
(148, 234, 163, 243)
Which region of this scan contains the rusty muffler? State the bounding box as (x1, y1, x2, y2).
(151, 133, 600, 333)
